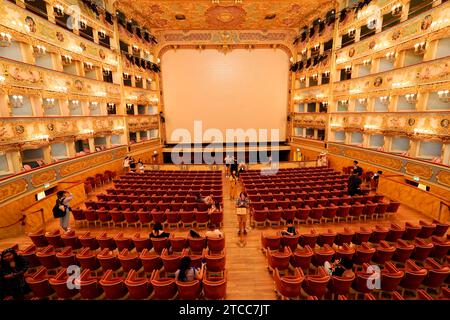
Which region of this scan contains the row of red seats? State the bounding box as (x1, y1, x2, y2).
(248, 193, 384, 205)
(272, 262, 449, 300)
(25, 267, 227, 300)
(72, 208, 224, 229)
(20, 244, 225, 283)
(251, 201, 399, 226)
(111, 186, 223, 194)
(260, 221, 449, 251)
(28, 230, 226, 254)
(85, 199, 224, 212)
(96, 194, 223, 204)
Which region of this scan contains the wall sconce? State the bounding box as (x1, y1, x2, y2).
(289, 56, 294, 63)
(89, 101, 98, 110)
(299, 76, 306, 82)
(322, 101, 329, 107)
(379, 96, 390, 105)
(150, 97, 159, 104)
(437, 90, 449, 103)
(339, 100, 349, 106)
(84, 62, 93, 70)
(132, 45, 139, 51)
(42, 98, 56, 108)
(10, 95, 23, 108)
(0, 75, 5, 83)
(54, 4, 64, 17)
(126, 103, 133, 109)
(135, 75, 142, 81)
(0, 32, 12, 47)
(414, 42, 426, 54)
(347, 28, 356, 38)
(107, 103, 115, 111)
(311, 73, 318, 80)
(62, 55, 72, 64)
(123, 72, 130, 79)
(79, 19, 87, 30)
(69, 100, 80, 109)
(301, 49, 307, 55)
(358, 98, 368, 105)
(103, 68, 111, 76)
(391, 4, 402, 16)
(367, 18, 377, 30)
(144, 50, 150, 56)
(33, 45, 46, 57)
(98, 29, 106, 39)
(323, 70, 330, 77)
(157, 58, 161, 64)
(313, 44, 320, 51)
(345, 65, 352, 73)
(362, 59, 371, 66)
(385, 51, 396, 60)
(405, 93, 417, 104)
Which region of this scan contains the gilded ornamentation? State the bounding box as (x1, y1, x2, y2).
(0, 179, 28, 203)
(115, 0, 333, 30)
(15, 125, 24, 135)
(436, 171, 450, 187)
(405, 163, 433, 179)
(60, 153, 113, 177)
(373, 76, 382, 87)
(31, 170, 56, 187)
(421, 15, 432, 31)
(441, 119, 449, 128)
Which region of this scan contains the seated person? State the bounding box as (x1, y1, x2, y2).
(175, 256, 204, 282)
(204, 195, 215, 206)
(205, 223, 223, 238)
(324, 257, 342, 276)
(280, 220, 297, 236)
(149, 222, 170, 238)
(188, 229, 202, 238)
(340, 259, 355, 278)
(0, 247, 30, 300)
(194, 192, 204, 203)
(207, 203, 218, 215)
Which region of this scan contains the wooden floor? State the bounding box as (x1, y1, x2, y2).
(0, 170, 434, 300)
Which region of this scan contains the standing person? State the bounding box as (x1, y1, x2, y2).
(235, 192, 249, 235)
(229, 171, 238, 200)
(224, 155, 232, 177)
(55, 190, 73, 232)
(352, 160, 362, 175)
(123, 156, 130, 173)
(129, 157, 136, 172)
(371, 170, 382, 191)
(347, 172, 362, 196)
(137, 159, 144, 173)
(0, 247, 30, 300)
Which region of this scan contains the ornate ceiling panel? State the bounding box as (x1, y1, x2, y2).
(114, 0, 334, 31)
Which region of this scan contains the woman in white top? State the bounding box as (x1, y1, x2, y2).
(123, 157, 130, 173)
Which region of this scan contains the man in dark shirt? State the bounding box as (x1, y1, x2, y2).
(348, 172, 362, 196)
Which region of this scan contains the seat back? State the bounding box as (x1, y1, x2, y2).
(176, 280, 202, 300)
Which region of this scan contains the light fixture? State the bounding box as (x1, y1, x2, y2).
(42, 98, 56, 108)
(385, 51, 396, 60)
(345, 65, 352, 73)
(301, 49, 307, 55)
(10, 95, 23, 108)
(84, 62, 93, 70)
(364, 124, 379, 130)
(367, 18, 377, 30)
(312, 73, 318, 80)
(212, 0, 220, 4)
(79, 19, 87, 30)
(437, 90, 449, 102)
(89, 101, 98, 110)
(405, 93, 417, 104)
(289, 57, 294, 63)
(339, 99, 349, 106)
(0, 32, 12, 47)
(126, 103, 133, 108)
(358, 98, 367, 105)
(322, 101, 329, 107)
(103, 68, 111, 75)
(323, 70, 330, 77)
(157, 58, 161, 64)
(80, 129, 94, 135)
(363, 59, 371, 66)
(0, 75, 5, 83)
(54, 4, 64, 17)
(33, 134, 49, 141)
(107, 103, 115, 110)
(391, 4, 402, 16)
(299, 76, 306, 82)
(414, 42, 426, 54)
(414, 128, 433, 135)
(379, 96, 390, 105)
(123, 72, 130, 79)
(132, 45, 139, 51)
(62, 55, 72, 64)
(135, 75, 142, 81)
(313, 44, 320, 51)
(33, 45, 46, 57)
(98, 29, 106, 39)
(69, 100, 80, 109)
(347, 28, 356, 38)
(293, 95, 301, 102)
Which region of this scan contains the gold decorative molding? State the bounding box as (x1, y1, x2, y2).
(405, 162, 434, 179)
(31, 170, 57, 187)
(0, 179, 28, 203)
(436, 170, 450, 187)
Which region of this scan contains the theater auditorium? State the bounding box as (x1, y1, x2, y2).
(0, 0, 449, 304)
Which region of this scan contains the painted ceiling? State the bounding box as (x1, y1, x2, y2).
(114, 0, 334, 31)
